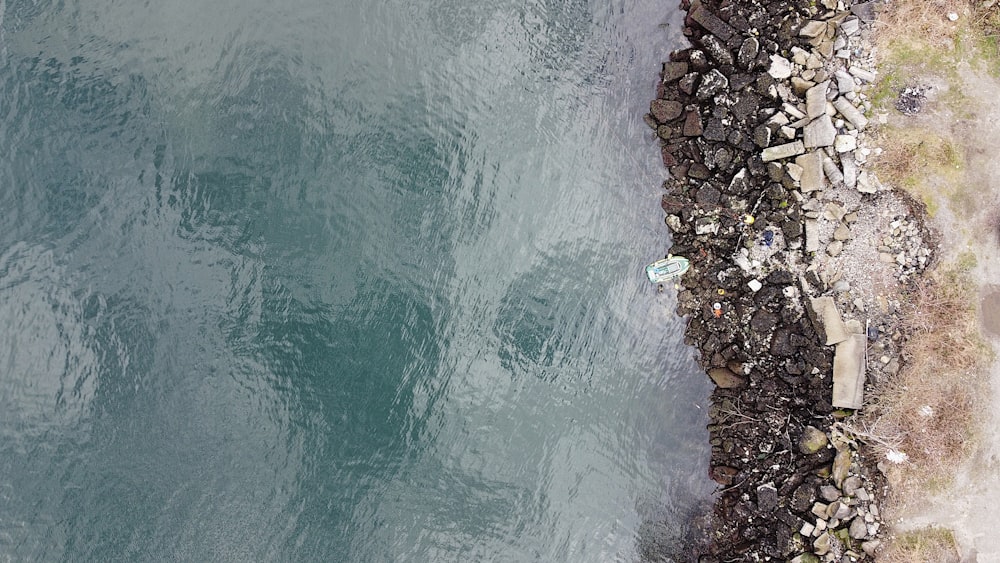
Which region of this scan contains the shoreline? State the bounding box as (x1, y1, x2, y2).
(646, 0, 935, 559)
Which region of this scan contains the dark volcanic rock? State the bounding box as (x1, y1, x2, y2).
(695, 184, 722, 205)
(750, 309, 779, 333)
(770, 327, 795, 356)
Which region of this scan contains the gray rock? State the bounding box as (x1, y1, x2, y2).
(861, 539, 881, 556)
(842, 475, 863, 496)
(796, 151, 825, 192)
(757, 483, 779, 512)
(835, 70, 856, 94)
(819, 485, 841, 502)
(804, 114, 837, 148)
(800, 20, 828, 38)
(811, 501, 830, 518)
(738, 37, 760, 69)
(841, 17, 861, 36)
(700, 34, 733, 66)
(823, 156, 844, 184)
(813, 531, 832, 555)
(806, 81, 830, 118)
(824, 202, 847, 222)
(678, 73, 699, 95)
(689, 0, 735, 41)
(834, 224, 851, 241)
(753, 125, 772, 148)
(849, 516, 869, 539)
(849, 65, 877, 83)
(835, 134, 857, 152)
(665, 215, 684, 233)
(791, 76, 815, 97)
(832, 501, 853, 520)
(827, 240, 844, 257)
(762, 140, 806, 162)
(832, 448, 852, 487)
(695, 217, 719, 235)
(799, 426, 830, 454)
(696, 68, 728, 100)
(842, 153, 858, 188)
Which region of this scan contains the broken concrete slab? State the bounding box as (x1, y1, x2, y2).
(842, 153, 858, 188)
(806, 81, 830, 118)
(810, 296, 851, 345)
(762, 140, 806, 162)
(804, 114, 837, 148)
(796, 151, 825, 192)
(805, 219, 821, 252)
(833, 333, 867, 409)
(834, 97, 869, 131)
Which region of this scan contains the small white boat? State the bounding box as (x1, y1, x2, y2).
(645, 255, 690, 283)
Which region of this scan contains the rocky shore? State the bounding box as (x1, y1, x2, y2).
(647, 0, 938, 560)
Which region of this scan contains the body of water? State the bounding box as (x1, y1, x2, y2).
(0, 0, 711, 560)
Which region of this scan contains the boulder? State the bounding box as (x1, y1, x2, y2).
(683, 111, 704, 136)
(689, 0, 735, 40)
(799, 425, 830, 454)
(650, 99, 683, 122)
(662, 61, 688, 83)
(708, 367, 746, 389)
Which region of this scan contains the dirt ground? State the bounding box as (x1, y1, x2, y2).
(880, 60, 1000, 562)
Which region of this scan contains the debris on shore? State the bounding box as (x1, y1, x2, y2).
(646, 0, 938, 560)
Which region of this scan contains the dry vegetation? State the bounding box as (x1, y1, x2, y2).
(877, 526, 962, 563)
(857, 0, 1000, 560)
(861, 263, 990, 489)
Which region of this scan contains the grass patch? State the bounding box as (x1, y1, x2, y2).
(871, 128, 964, 217)
(879, 526, 961, 563)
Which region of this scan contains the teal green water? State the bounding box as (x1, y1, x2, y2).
(0, 0, 711, 560)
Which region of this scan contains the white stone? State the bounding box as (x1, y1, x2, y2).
(768, 54, 793, 79)
(835, 134, 858, 152)
(748, 279, 763, 292)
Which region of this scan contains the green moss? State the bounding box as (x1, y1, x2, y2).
(955, 250, 978, 273)
(895, 526, 959, 551)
